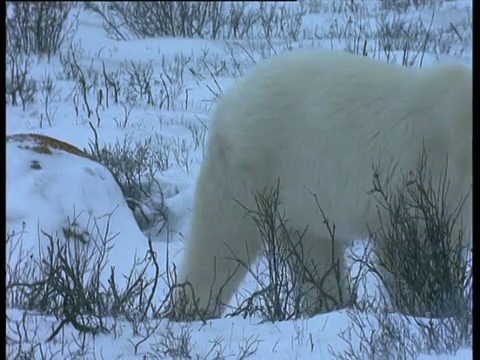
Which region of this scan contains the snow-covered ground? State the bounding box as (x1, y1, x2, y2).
(6, 1, 472, 359)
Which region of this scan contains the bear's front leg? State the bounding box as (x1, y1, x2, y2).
(169, 140, 262, 320)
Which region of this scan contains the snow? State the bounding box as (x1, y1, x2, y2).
(6, 1, 472, 358)
(6, 135, 150, 288)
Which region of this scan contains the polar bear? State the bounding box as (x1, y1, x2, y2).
(175, 49, 472, 319)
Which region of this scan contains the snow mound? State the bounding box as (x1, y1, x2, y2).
(6, 134, 150, 285)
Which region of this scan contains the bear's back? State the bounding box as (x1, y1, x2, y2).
(206, 50, 471, 240)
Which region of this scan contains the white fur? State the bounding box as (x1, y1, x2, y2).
(177, 50, 472, 318)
